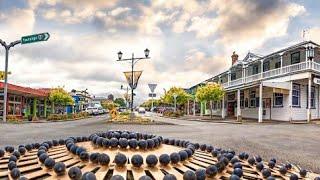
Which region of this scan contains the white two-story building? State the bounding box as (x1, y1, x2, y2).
(189, 41, 320, 122)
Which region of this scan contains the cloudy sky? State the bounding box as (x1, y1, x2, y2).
(0, 0, 319, 104)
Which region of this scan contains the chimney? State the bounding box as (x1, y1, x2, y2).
(231, 51, 239, 65)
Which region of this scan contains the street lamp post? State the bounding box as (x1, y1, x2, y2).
(117, 49, 150, 115)
(0, 39, 21, 122)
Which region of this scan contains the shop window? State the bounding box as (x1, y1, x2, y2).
(306, 86, 315, 108)
(273, 93, 283, 107)
(250, 90, 256, 107)
(291, 52, 300, 64)
(292, 84, 300, 107)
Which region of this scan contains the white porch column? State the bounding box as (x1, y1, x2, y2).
(242, 65, 246, 83)
(193, 100, 196, 116)
(227, 71, 231, 86)
(289, 81, 293, 121)
(258, 82, 263, 123)
(222, 95, 225, 119)
(237, 89, 242, 121)
(260, 59, 264, 78)
(307, 75, 312, 122)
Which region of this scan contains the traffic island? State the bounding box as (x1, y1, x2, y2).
(0, 130, 319, 180)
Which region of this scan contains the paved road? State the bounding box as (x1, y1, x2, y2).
(0, 114, 319, 173)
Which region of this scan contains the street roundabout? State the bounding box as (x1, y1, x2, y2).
(0, 130, 319, 180)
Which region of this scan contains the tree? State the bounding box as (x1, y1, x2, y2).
(163, 87, 191, 106)
(195, 83, 225, 119)
(101, 100, 119, 110)
(114, 98, 126, 107)
(49, 88, 74, 113)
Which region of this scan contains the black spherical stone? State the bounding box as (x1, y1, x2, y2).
(146, 154, 158, 167)
(255, 155, 262, 162)
(18, 176, 28, 180)
(256, 162, 264, 171)
(52, 140, 59, 146)
(102, 139, 110, 148)
(110, 175, 124, 180)
(300, 169, 307, 177)
(290, 174, 298, 180)
(25, 144, 32, 151)
(279, 166, 287, 175)
(18, 147, 26, 155)
(147, 139, 155, 149)
(76, 147, 86, 156)
(183, 170, 196, 180)
(110, 138, 119, 148)
(270, 158, 276, 163)
(59, 139, 65, 145)
(248, 157, 255, 165)
(195, 169, 206, 180)
(10, 168, 20, 179)
(37, 150, 46, 157)
(0, 149, 4, 157)
(215, 161, 225, 173)
(262, 168, 271, 178)
(159, 154, 170, 166)
(119, 138, 129, 149)
(229, 174, 240, 180)
(233, 168, 243, 178)
(206, 165, 218, 177)
(39, 153, 49, 163)
(9, 155, 17, 162)
(179, 150, 188, 161)
(70, 145, 78, 154)
(128, 139, 138, 149)
(131, 154, 143, 168)
(53, 162, 66, 176)
(98, 153, 110, 166)
(199, 144, 206, 151)
(170, 153, 180, 164)
(211, 150, 219, 157)
(163, 174, 177, 180)
(139, 175, 152, 180)
(6, 146, 14, 153)
(8, 161, 17, 170)
(138, 140, 147, 150)
(185, 149, 193, 158)
(44, 158, 55, 169)
(80, 152, 89, 161)
(90, 153, 100, 164)
(115, 153, 127, 167)
(268, 161, 275, 169)
(266, 176, 275, 180)
(68, 166, 82, 180)
(82, 172, 97, 180)
(285, 163, 292, 170)
(230, 157, 239, 164)
(233, 162, 242, 169)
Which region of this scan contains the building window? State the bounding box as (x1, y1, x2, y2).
(231, 72, 236, 81)
(252, 64, 259, 75)
(240, 91, 244, 108)
(292, 84, 300, 107)
(291, 52, 300, 64)
(263, 61, 270, 72)
(250, 90, 256, 107)
(275, 61, 281, 69)
(245, 98, 248, 108)
(228, 93, 235, 101)
(273, 93, 283, 107)
(307, 86, 315, 108)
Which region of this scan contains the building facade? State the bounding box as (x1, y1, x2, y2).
(189, 41, 320, 122)
(0, 82, 50, 120)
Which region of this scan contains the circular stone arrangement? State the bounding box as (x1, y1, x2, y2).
(0, 130, 319, 180)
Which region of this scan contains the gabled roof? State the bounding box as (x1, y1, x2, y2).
(0, 82, 49, 97)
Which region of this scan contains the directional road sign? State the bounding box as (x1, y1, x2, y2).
(21, 32, 50, 44)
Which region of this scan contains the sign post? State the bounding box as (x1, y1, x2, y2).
(0, 32, 50, 122)
(148, 83, 157, 111)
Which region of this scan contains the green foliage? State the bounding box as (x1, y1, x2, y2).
(101, 100, 119, 110)
(162, 87, 191, 105)
(114, 98, 126, 107)
(195, 83, 225, 102)
(47, 112, 88, 121)
(49, 88, 74, 106)
(140, 99, 162, 108)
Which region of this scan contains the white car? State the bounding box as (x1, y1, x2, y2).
(98, 107, 105, 114)
(85, 107, 94, 115)
(138, 107, 146, 114)
(92, 107, 99, 115)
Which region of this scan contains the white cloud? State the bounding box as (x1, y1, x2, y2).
(109, 7, 131, 16)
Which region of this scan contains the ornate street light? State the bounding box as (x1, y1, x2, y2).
(116, 49, 150, 116)
(118, 51, 123, 60)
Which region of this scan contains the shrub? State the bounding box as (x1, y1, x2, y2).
(6, 115, 21, 123)
(47, 112, 88, 121)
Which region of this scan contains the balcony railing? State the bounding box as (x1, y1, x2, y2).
(222, 61, 320, 89)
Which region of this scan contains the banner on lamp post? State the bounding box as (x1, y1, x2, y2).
(123, 71, 143, 89)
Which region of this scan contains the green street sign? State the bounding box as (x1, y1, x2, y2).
(21, 32, 50, 44)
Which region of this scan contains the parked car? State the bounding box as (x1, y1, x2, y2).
(92, 107, 100, 115)
(98, 107, 104, 114)
(138, 107, 146, 114)
(85, 107, 94, 115)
